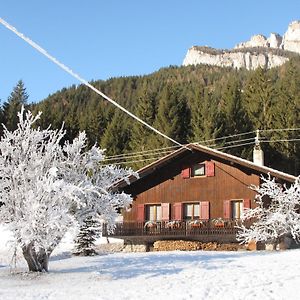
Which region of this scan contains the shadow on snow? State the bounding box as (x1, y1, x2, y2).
(52, 251, 274, 280)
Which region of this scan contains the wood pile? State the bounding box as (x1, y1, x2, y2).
(153, 240, 244, 251)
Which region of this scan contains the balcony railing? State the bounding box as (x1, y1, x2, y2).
(103, 219, 245, 238)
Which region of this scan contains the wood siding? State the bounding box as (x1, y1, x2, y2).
(123, 154, 260, 222)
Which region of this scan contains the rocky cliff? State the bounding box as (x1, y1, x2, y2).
(183, 21, 300, 70)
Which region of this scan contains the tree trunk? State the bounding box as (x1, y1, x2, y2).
(22, 243, 51, 272)
(37, 248, 50, 272)
(22, 242, 43, 272)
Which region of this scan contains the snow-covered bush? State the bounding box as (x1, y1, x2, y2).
(237, 175, 300, 246)
(0, 107, 137, 272)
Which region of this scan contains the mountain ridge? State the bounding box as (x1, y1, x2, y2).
(183, 21, 300, 70)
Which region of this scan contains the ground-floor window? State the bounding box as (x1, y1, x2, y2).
(146, 204, 162, 221)
(184, 203, 200, 220)
(231, 200, 244, 219)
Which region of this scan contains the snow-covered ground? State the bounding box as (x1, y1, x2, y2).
(1, 225, 300, 300)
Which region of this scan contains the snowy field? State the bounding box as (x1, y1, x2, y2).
(1, 226, 300, 300)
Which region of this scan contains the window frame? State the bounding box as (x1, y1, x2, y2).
(183, 202, 200, 220)
(145, 204, 162, 221)
(191, 163, 206, 177)
(231, 199, 244, 219)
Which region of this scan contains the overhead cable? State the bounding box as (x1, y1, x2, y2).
(0, 18, 188, 150)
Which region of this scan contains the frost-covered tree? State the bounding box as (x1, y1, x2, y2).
(237, 175, 300, 246)
(73, 216, 100, 256)
(0, 107, 137, 272)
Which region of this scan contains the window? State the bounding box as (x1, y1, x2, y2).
(231, 200, 244, 219)
(191, 163, 205, 177)
(184, 203, 200, 220)
(146, 205, 162, 221)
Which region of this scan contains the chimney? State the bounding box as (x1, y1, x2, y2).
(253, 129, 264, 166)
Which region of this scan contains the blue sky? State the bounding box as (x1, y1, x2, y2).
(0, 0, 299, 103)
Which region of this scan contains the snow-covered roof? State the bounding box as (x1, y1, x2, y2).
(114, 143, 296, 189)
(191, 143, 297, 182)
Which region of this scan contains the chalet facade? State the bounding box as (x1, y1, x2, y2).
(104, 143, 296, 246)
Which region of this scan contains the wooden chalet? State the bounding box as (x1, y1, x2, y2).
(103, 143, 296, 247)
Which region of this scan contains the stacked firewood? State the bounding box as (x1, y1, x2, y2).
(153, 240, 244, 251)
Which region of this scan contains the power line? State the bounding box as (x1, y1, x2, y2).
(102, 149, 175, 162)
(261, 128, 300, 133)
(103, 156, 164, 166)
(103, 137, 255, 162)
(102, 130, 299, 163)
(104, 130, 257, 161)
(261, 138, 300, 143)
(0, 17, 188, 151)
(216, 141, 256, 151)
(106, 138, 300, 165)
(104, 144, 181, 159)
(2, 18, 298, 162)
(194, 130, 256, 145)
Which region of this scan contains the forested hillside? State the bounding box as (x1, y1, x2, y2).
(1, 58, 299, 175)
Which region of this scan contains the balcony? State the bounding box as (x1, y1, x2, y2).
(102, 219, 245, 243)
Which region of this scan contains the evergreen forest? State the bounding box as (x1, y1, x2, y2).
(1, 58, 299, 175)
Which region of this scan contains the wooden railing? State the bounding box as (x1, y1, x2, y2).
(102, 219, 245, 238)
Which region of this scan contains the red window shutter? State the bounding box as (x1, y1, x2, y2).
(173, 203, 183, 220)
(136, 204, 145, 222)
(205, 161, 215, 177)
(223, 200, 231, 219)
(243, 199, 251, 210)
(200, 201, 210, 220)
(161, 203, 170, 221)
(181, 167, 191, 179)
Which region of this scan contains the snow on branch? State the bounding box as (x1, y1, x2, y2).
(0, 107, 137, 272)
(237, 174, 300, 245)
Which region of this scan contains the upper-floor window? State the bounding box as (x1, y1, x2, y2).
(181, 161, 215, 179)
(191, 163, 205, 177)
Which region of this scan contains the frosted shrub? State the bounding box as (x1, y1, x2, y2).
(0, 107, 137, 271)
(237, 175, 300, 246)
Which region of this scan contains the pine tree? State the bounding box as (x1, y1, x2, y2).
(84, 107, 106, 148)
(153, 84, 190, 148)
(65, 106, 80, 142)
(73, 216, 100, 256)
(101, 111, 131, 157)
(243, 68, 275, 131)
(190, 88, 223, 144)
(220, 78, 252, 158)
(128, 85, 156, 169)
(3, 80, 29, 131)
(272, 59, 300, 175)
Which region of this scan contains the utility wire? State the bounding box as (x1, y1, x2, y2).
(261, 128, 300, 132)
(104, 144, 181, 159)
(0, 18, 188, 150)
(261, 138, 300, 143)
(107, 138, 300, 165)
(102, 130, 299, 162)
(194, 130, 256, 145)
(104, 130, 257, 160)
(102, 149, 175, 162)
(2, 19, 299, 162)
(103, 136, 256, 162)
